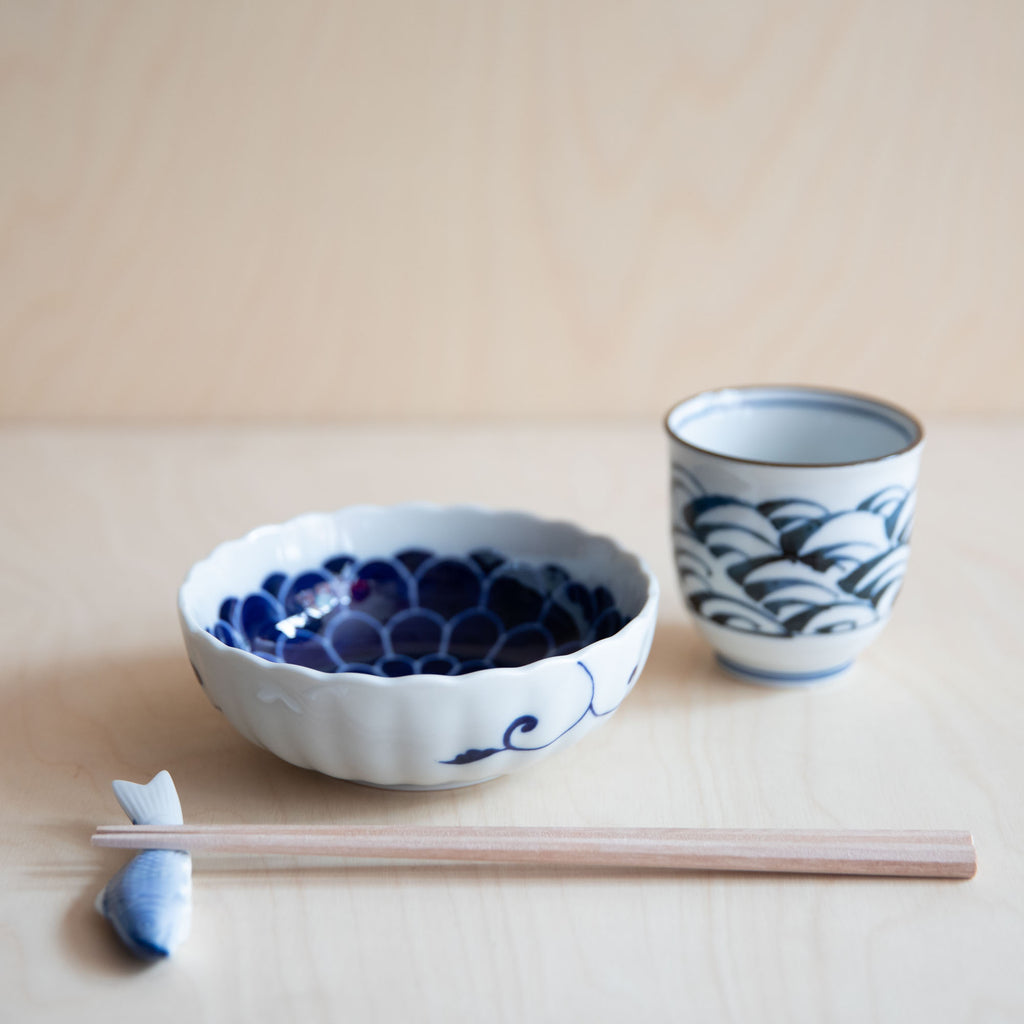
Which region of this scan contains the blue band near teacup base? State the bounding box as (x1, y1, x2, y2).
(715, 654, 853, 685)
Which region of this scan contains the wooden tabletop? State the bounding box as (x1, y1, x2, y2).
(2, 419, 1022, 1022)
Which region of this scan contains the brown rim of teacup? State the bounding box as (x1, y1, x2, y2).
(663, 384, 925, 469)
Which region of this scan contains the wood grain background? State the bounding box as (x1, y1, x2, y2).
(1, 0, 1022, 421)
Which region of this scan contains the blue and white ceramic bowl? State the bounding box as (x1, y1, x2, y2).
(665, 386, 924, 684)
(179, 505, 658, 789)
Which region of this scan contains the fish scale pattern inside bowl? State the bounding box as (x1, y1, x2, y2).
(178, 505, 658, 789)
(210, 548, 627, 677)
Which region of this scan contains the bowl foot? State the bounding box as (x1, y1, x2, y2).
(715, 654, 853, 686)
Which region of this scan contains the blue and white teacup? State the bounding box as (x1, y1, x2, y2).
(665, 386, 924, 684)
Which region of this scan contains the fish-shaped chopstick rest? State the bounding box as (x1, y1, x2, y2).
(95, 771, 192, 960)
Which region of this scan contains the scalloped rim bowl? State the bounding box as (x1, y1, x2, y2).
(178, 505, 659, 789)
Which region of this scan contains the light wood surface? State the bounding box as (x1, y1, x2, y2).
(1, 419, 1022, 1021)
(2, 1, 1023, 422)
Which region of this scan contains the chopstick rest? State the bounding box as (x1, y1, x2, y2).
(94, 823, 978, 879)
(94, 771, 192, 961)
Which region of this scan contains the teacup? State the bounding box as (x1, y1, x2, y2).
(665, 385, 924, 683)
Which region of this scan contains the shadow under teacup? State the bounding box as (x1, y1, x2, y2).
(664, 385, 924, 684)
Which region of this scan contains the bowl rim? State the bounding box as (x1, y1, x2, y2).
(664, 384, 925, 468)
(178, 502, 660, 688)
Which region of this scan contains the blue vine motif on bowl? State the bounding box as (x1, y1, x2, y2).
(208, 548, 629, 675)
(672, 468, 915, 636)
(441, 660, 639, 764)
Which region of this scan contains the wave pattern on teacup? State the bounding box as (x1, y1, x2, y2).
(209, 548, 628, 675)
(671, 468, 914, 637)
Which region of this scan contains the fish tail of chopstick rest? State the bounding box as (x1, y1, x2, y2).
(94, 771, 192, 961)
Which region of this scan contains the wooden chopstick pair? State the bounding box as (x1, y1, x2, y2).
(92, 824, 977, 879)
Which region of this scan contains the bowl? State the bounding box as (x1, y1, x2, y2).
(178, 504, 658, 789)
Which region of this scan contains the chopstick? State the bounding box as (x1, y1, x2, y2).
(91, 825, 977, 879)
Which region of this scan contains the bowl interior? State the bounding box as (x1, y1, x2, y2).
(181, 507, 650, 678)
(667, 387, 922, 465)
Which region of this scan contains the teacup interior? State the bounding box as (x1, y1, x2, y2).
(667, 387, 921, 465)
